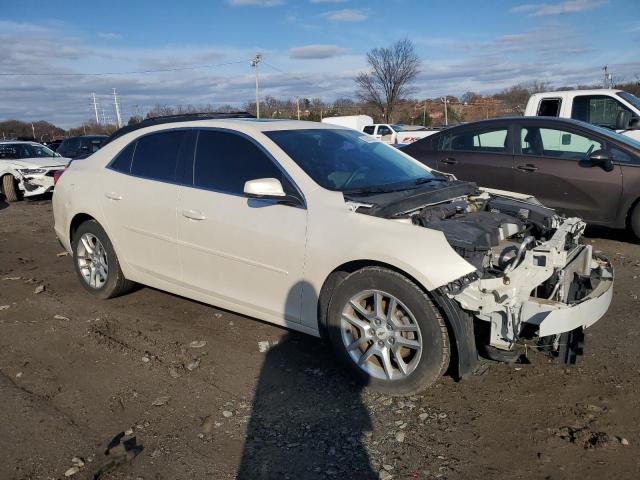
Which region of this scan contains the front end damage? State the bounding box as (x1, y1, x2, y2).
(17, 169, 62, 197)
(348, 180, 614, 367)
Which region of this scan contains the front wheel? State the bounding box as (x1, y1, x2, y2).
(72, 220, 134, 299)
(326, 267, 450, 396)
(2, 174, 21, 202)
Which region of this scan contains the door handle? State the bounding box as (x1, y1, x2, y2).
(104, 192, 123, 201)
(517, 164, 538, 172)
(182, 209, 206, 221)
(440, 157, 457, 165)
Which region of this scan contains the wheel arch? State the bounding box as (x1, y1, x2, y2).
(625, 195, 640, 230)
(69, 212, 98, 243)
(317, 258, 479, 380)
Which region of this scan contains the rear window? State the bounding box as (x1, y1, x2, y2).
(130, 130, 187, 181)
(537, 98, 561, 117)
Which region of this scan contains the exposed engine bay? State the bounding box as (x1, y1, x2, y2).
(345, 180, 614, 360)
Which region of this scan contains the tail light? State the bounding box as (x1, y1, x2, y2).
(53, 169, 65, 185)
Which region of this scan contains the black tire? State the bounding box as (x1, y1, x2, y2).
(72, 220, 134, 299)
(326, 267, 450, 396)
(630, 202, 640, 240)
(2, 174, 21, 202)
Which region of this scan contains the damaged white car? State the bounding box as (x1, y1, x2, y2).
(52, 114, 614, 395)
(1, 141, 69, 201)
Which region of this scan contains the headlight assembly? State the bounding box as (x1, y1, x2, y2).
(18, 168, 47, 175)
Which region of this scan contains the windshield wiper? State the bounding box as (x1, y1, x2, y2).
(413, 176, 446, 185)
(343, 185, 401, 195)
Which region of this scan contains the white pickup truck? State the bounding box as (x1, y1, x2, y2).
(525, 89, 640, 141)
(322, 115, 440, 144)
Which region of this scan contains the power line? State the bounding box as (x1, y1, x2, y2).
(0, 60, 246, 77)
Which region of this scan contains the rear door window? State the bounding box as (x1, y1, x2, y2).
(193, 130, 285, 195)
(363, 126, 375, 135)
(537, 98, 561, 117)
(440, 127, 509, 154)
(130, 130, 187, 182)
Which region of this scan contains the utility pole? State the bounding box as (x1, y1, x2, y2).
(113, 88, 122, 128)
(441, 97, 449, 126)
(422, 101, 427, 126)
(101, 107, 107, 125)
(602, 65, 613, 88)
(250, 54, 262, 118)
(92, 93, 100, 124)
(31, 123, 36, 139)
(296, 97, 301, 120)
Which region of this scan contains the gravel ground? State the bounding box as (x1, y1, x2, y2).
(0, 198, 639, 480)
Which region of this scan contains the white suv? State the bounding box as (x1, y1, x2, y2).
(53, 114, 614, 395)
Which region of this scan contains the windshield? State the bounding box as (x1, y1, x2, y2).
(265, 128, 435, 192)
(617, 92, 640, 111)
(0, 143, 57, 159)
(393, 125, 427, 132)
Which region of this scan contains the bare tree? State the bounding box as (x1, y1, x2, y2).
(355, 38, 420, 123)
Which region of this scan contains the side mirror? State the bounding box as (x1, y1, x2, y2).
(580, 150, 614, 172)
(244, 178, 286, 198)
(244, 178, 304, 207)
(615, 110, 632, 130)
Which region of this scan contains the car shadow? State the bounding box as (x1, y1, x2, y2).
(584, 224, 638, 244)
(236, 281, 377, 480)
(0, 197, 8, 210)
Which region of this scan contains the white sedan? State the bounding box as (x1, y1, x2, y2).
(52, 114, 614, 395)
(0, 141, 69, 201)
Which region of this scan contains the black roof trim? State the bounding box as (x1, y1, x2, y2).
(105, 112, 255, 144)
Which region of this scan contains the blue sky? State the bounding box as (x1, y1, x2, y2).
(1, 0, 638, 127)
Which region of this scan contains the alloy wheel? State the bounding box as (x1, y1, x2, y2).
(76, 233, 109, 289)
(340, 289, 423, 381)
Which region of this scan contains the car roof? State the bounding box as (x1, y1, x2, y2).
(0, 140, 42, 146)
(530, 89, 623, 96)
(437, 116, 597, 129)
(105, 112, 345, 144)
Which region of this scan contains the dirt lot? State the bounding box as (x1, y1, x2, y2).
(0, 198, 639, 480)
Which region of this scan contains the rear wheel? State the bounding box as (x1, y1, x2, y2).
(72, 220, 134, 299)
(2, 174, 21, 202)
(326, 267, 449, 396)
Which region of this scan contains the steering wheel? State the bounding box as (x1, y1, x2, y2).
(341, 166, 369, 189)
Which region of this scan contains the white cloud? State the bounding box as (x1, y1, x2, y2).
(97, 32, 122, 40)
(510, 0, 608, 16)
(322, 9, 368, 22)
(227, 0, 284, 6)
(289, 44, 346, 59)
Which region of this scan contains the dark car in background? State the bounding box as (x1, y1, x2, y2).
(401, 117, 640, 238)
(56, 135, 108, 159)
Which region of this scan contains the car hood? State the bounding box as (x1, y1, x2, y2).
(10, 157, 69, 169)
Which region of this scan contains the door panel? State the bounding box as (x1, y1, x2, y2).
(100, 130, 190, 284)
(177, 129, 307, 323)
(435, 126, 515, 189)
(178, 189, 307, 322)
(513, 125, 622, 223)
(101, 169, 180, 282)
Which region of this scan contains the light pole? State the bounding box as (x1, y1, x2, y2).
(441, 97, 449, 126)
(250, 54, 262, 118)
